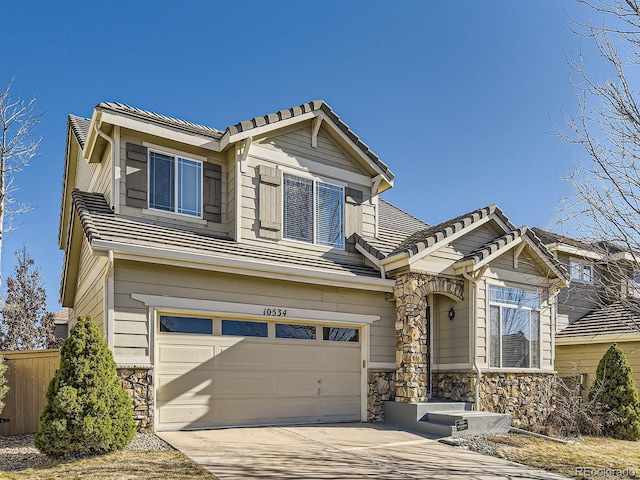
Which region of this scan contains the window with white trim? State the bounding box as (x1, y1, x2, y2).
(569, 258, 593, 284)
(283, 173, 344, 248)
(489, 285, 540, 369)
(149, 150, 202, 217)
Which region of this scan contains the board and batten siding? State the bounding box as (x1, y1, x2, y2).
(116, 130, 229, 237)
(72, 237, 108, 333)
(556, 341, 640, 395)
(112, 261, 396, 364)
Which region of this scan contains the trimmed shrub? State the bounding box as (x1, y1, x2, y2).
(35, 316, 135, 457)
(0, 354, 8, 415)
(588, 344, 640, 440)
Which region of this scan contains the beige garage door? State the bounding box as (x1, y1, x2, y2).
(155, 316, 362, 431)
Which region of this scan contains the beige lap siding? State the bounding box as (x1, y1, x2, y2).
(71, 238, 107, 332)
(112, 261, 396, 364)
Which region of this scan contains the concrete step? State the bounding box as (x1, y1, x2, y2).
(384, 401, 510, 438)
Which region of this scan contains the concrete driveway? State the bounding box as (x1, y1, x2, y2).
(158, 423, 570, 480)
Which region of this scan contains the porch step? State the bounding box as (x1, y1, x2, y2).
(384, 401, 510, 438)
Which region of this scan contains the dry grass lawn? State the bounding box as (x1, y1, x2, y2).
(0, 451, 215, 479)
(488, 434, 640, 479)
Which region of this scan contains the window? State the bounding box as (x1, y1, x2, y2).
(222, 320, 268, 337)
(283, 173, 344, 248)
(275, 323, 317, 340)
(569, 258, 593, 284)
(488, 285, 540, 369)
(149, 151, 202, 217)
(323, 327, 359, 342)
(159, 316, 212, 334)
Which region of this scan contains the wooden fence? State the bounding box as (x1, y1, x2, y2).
(0, 349, 60, 436)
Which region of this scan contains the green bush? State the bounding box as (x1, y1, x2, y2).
(0, 354, 8, 415)
(35, 316, 136, 457)
(588, 344, 640, 440)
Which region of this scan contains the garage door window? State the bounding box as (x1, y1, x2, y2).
(160, 316, 212, 334)
(222, 320, 268, 337)
(276, 323, 316, 340)
(323, 327, 359, 342)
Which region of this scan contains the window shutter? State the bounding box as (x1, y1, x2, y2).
(345, 187, 363, 250)
(259, 165, 281, 239)
(126, 143, 148, 208)
(203, 162, 222, 223)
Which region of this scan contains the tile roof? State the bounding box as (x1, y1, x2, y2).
(96, 102, 223, 139)
(87, 100, 393, 181)
(390, 204, 515, 258)
(68, 115, 91, 149)
(354, 199, 430, 260)
(71, 190, 381, 279)
(532, 227, 625, 255)
(557, 300, 640, 338)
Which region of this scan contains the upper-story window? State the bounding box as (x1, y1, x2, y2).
(149, 150, 202, 217)
(488, 285, 540, 369)
(569, 258, 593, 284)
(282, 173, 344, 249)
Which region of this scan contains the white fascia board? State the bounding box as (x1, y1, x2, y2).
(354, 243, 384, 277)
(556, 333, 640, 345)
(98, 111, 220, 151)
(82, 114, 99, 161)
(91, 239, 395, 292)
(399, 215, 493, 267)
(379, 251, 410, 272)
(612, 251, 639, 262)
(556, 244, 602, 261)
(220, 111, 317, 149)
(132, 293, 381, 325)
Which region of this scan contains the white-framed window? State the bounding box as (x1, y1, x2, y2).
(149, 150, 202, 217)
(488, 285, 540, 369)
(282, 173, 344, 249)
(569, 258, 593, 284)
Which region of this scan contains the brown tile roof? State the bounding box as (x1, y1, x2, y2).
(96, 102, 223, 139)
(68, 115, 90, 149)
(354, 199, 429, 260)
(390, 205, 515, 258)
(88, 100, 393, 181)
(532, 227, 625, 255)
(557, 300, 640, 338)
(71, 190, 381, 279)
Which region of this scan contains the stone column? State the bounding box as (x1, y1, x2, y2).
(394, 274, 429, 403)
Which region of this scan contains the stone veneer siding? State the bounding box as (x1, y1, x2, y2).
(117, 366, 153, 433)
(393, 272, 464, 403)
(432, 370, 556, 428)
(368, 370, 395, 421)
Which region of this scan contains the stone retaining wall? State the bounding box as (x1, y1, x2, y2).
(432, 370, 555, 428)
(117, 366, 154, 433)
(368, 370, 395, 421)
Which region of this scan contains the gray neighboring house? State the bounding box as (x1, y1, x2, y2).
(59, 100, 568, 433)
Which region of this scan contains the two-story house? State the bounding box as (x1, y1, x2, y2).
(59, 100, 568, 433)
(533, 229, 640, 393)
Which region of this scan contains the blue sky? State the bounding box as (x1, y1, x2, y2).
(1, 1, 610, 310)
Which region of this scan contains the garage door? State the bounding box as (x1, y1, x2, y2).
(155, 316, 362, 431)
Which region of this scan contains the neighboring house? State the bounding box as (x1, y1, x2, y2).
(59, 100, 569, 433)
(52, 308, 69, 341)
(533, 228, 640, 394)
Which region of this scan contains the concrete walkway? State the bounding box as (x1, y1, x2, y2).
(158, 423, 570, 479)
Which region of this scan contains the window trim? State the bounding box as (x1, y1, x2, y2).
(569, 257, 593, 284)
(281, 171, 345, 250)
(147, 147, 204, 219)
(487, 284, 542, 370)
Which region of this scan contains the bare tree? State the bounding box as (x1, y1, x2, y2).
(558, 0, 640, 309)
(0, 79, 42, 286)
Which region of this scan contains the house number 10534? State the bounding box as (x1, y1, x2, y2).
(263, 308, 287, 317)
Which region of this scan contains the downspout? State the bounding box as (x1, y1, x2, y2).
(462, 267, 482, 411)
(103, 250, 115, 348)
(93, 120, 116, 210)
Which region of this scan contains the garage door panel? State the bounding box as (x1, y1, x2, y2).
(319, 347, 360, 368)
(159, 405, 210, 425)
(216, 342, 274, 367)
(214, 400, 274, 424)
(274, 346, 320, 368)
(274, 373, 320, 394)
(215, 373, 274, 396)
(320, 373, 361, 394)
(157, 375, 214, 402)
(158, 345, 214, 363)
(271, 399, 319, 420)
